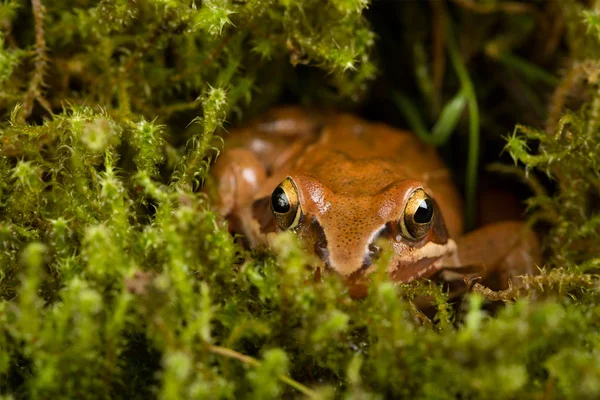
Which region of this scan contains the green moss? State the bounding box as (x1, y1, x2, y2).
(0, 0, 599, 398)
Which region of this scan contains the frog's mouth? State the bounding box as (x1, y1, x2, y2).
(390, 256, 445, 282)
(390, 239, 458, 283)
(345, 245, 453, 299)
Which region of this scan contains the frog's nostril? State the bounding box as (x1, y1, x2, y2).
(368, 243, 382, 259)
(314, 240, 330, 263)
(361, 243, 382, 270)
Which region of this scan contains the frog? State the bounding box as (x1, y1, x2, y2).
(208, 106, 541, 293)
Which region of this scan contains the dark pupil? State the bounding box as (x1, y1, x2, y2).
(271, 186, 290, 213)
(414, 199, 433, 223)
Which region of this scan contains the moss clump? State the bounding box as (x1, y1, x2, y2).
(0, 0, 600, 399)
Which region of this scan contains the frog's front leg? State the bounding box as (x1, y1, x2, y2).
(439, 221, 541, 292)
(208, 148, 269, 248)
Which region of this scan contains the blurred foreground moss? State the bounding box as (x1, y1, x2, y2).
(1, 0, 600, 399)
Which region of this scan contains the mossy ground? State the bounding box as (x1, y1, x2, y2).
(1, 0, 599, 399)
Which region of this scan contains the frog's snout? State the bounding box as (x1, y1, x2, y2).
(313, 229, 387, 276)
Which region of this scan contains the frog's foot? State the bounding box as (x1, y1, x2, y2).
(439, 221, 542, 295)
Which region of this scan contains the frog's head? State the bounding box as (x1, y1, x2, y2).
(269, 174, 457, 282)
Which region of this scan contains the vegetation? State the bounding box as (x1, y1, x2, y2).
(0, 0, 599, 398)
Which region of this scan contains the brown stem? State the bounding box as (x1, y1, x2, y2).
(469, 269, 595, 302)
(470, 281, 524, 302)
(20, 0, 52, 123)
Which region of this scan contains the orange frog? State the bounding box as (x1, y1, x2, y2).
(208, 107, 540, 291)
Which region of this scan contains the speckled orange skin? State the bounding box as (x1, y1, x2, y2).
(209, 107, 540, 286)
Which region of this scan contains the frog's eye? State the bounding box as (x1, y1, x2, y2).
(271, 177, 302, 230)
(400, 189, 435, 240)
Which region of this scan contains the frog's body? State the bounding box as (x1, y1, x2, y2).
(210, 107, 540, 289)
